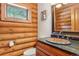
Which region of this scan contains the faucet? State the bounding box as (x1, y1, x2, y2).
(57, 31, 64, 38)
(66, 36, 70, 40)
(59, 31, 62, 35)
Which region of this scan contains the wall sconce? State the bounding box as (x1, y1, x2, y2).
(55, 3, 63, 8)
(63, 3, 68, 4)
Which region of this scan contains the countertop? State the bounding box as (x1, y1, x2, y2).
(38, 37, 79, 55)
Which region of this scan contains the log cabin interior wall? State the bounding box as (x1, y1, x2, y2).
(53, 4, 79, 37)
(0, 3, 38, 56)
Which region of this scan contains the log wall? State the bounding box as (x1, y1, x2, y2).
(0, 3, 38, 56)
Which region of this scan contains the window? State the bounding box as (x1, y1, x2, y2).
(1, 3, 31, 22)
(6, 4, 28, 20)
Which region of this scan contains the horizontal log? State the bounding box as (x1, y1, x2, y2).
(29, 3, 37, 7)
(32, 19, 37, 23)
(32, 16, 37, 19)
(15, 37, 37, 44)
(0, 40, 8, 47)
(32, 13, 37, 18)
(0, 27, 37, 34)
(30, 4, 37, 10)
(0, 21, 37, 27)
(1, 48, 26, 56)
(31, 9, 37, 14)
(0, 42, 36, 55)
(0, 37, 37, 48)
(0, 33, 37, 40)
(1, 47, 34, 56)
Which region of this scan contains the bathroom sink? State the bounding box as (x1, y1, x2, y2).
(46, 38, 71, 45)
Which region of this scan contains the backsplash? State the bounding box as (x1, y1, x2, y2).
(51, 31, 79, 40)
(62, 32, 79, 36)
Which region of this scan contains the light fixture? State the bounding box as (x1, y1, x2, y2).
(63, 3, 68, 4)
(55, 3, 62, 8)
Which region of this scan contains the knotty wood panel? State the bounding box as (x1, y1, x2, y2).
(0, 3, 38, 56)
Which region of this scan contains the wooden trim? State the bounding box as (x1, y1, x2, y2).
(71, 7, 75, 32)
(1, 3, 32, 23)
(53, 6, 56, 31)
(1, 3, 5, 21)
(74, 8, 79, 32)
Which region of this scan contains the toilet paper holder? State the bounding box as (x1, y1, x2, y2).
(8, 40, 15, 47)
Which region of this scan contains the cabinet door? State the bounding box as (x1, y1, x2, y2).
(75, 8, 79, 32)
(36, 42, 75, 56)
(36, 48, 47, 56)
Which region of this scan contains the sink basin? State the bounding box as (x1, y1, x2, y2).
(46, 38, 71, 45)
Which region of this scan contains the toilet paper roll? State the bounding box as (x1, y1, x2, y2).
(8, 40, 15, 47)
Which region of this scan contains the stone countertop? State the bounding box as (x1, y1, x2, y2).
(38, 37, 79, 55)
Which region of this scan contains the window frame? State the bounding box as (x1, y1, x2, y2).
(1, 3, 31, 23)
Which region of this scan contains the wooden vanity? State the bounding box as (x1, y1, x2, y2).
(36, 40, 76, 56)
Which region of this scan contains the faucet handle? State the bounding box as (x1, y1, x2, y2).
(59, 31, 63, 35)
(66, 36, 70, 40)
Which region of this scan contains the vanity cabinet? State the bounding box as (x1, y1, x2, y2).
(54, 4, 79, 32)
(36, 41, 75, 56)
